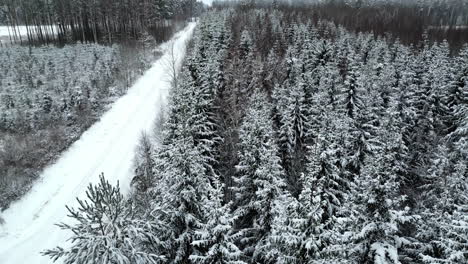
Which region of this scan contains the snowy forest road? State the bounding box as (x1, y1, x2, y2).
(0, 22, 196, 264)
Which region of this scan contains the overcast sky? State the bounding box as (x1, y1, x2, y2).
(199, 0, 214, 6)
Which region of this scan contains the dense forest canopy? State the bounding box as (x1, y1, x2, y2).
(213, 0, 468, 51)
(44, 3, 468, 264)
(0, 0, 467, 262)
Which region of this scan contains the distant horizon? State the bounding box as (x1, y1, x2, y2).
(200, 0, 214, 6)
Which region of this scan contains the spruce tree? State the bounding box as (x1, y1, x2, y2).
(418, 145, 468, 263)
(190, 183, 246, 264)
(273, 50, 311, 197)
(43, 175, 164, 264)
(344, 131, 414, 264)
(149, 53, 221, 264)
(293, 119, 349, 263)
(267, 194, 301, 264)
(232, 90, 287, 263)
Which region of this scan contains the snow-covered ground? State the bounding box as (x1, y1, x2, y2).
(0, 25, 59, 36)
(0, 26, 22, 38)
(0, 25, 59, 44)
(0, 26, 19, 37)
(0, 22, 196, 264)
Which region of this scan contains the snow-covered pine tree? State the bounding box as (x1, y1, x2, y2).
(188, 51, 221, 178)
(364, 41, 396, 118)
(232, 30, 256, 105)
(130, 132, 157, 214)
(151, 129, 213, 264)
(404, 48, 437, 182)
(190, 19, 227, 182)
(340, 64, 380, 178)
(418, 144, 468, 263)
(267, 194, 301, 264)
(132, 132, 155, 193)
(390, 46, 419, 187)
(382, 98, 412, 192)
(190, 182, 246, 264)
(445, 47, 468, 163)
(293, 120, 349, 263)
(163, 29, 221, 181)
(148, 46, 222, 263)
(344, 129, 414, 264)
(335, 46, 377, 178)
(43, 174, 164, 264)
(444, 47, 468, 138)
(311, 59, 342, 121)
(427, 41, 452, 137)
(273, 49, 311, 197)
(232, 90, 287, 263)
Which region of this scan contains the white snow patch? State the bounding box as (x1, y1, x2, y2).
(0, 25, 59, 44)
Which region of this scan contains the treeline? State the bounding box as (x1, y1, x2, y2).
(46, 7, 468, 264)
(213, 0, 468, 52)
(0, 0, 200, 44)
(0, 5, 6, 25)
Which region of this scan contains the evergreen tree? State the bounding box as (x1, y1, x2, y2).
(190, 183, 246, 264)
(151, 132, 212, 264)
(232, 30, 256, 105)
(273, 50, 311, 197)
(337, 48, 379, 177)
(43, 175, 164, 264)
(344, 131, 414, 264)
(292, 119, 349, 263)
(149, 53, 221, 263)
(232, 90, 287, 263)
(267, 194, 301, 264)
(132, 132, 155, 193)
(418, 145, 468, 263)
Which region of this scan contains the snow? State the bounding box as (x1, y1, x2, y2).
(0, 25, 59, 44)
(199, 0, 214, 5)
(0, 22, 196, 264)
(0, 26, 22, 37)
(0, 25, 59, 36)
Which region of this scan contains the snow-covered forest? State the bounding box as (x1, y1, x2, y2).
(0, 0, 195, 210)
(0, 43, 159, 209)
(41, 3, 468, 264)
(0, 0, 201, 44)
(1, 0, 467, 263)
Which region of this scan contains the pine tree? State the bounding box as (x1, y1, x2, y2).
(232, 90, 287, 263)
(273, 50, 311, 197)
(267, 194, 301, 264)
(344, 131, 414, 264)
(418, 145, 468, 263)
(132, 132, 155, 193)
(337, 47, 379, 177)
(163, 42, 221, 179)
(148, 51, 221, 263)
(405, 50, 437, 179)
(445, 57, 468, 139)
(151, 133, 212, 264)
(232, 29, 256, 105)
(43, 175, 164, 264)
(390, 48, 419, 187)
(190, 183, 246, 264)
(293, 119, 349, 263)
